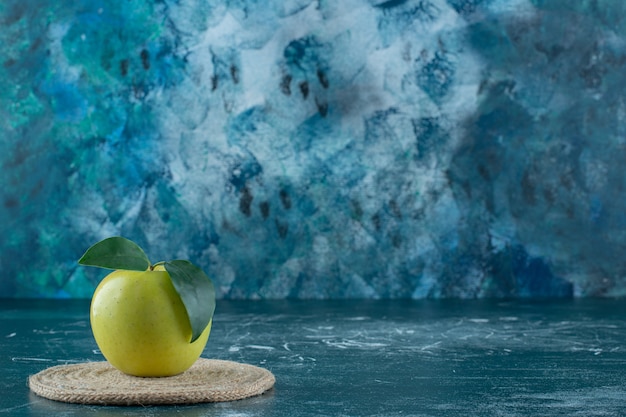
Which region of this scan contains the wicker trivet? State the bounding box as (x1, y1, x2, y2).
(28, 358, 275, 406)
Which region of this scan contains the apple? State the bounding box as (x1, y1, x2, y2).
(79, 237, 215, 377)
(90, 267, 211, 377)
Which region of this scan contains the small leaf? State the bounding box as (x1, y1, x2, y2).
(165, 260, 216, 343)
(78, 236, 151, 271)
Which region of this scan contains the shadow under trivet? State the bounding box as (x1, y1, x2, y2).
(29, 358, 275, 406)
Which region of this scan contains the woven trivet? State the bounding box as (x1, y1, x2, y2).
(28, 358, 275, 406)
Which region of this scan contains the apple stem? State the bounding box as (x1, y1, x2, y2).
(150, 261, 166, 271)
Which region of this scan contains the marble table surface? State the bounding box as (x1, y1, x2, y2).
(2, 298, 626, 416)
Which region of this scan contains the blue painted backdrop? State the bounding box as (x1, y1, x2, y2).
(2, 0, 625, 298)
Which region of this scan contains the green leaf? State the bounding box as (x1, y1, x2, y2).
(78, 236, 151, 271)
(165, 260, 216, 343)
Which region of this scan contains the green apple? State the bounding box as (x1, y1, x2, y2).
(79, 237, 215, 377)
(90, 267, 211, 376)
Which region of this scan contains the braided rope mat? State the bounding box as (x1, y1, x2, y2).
(29, 359, 275, 406)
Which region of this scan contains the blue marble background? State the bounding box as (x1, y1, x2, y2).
(2, 0, 625, 298)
